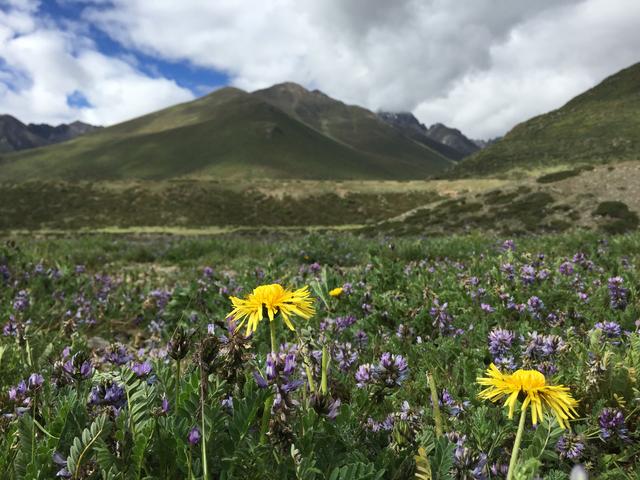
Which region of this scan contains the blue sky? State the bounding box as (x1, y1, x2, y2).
(38, 0, 230, 96)
(1, 0, 639, 137)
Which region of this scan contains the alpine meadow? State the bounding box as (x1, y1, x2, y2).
(1, 2, 639, 480)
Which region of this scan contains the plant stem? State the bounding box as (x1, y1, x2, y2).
(427, 372, 443, 438)
(200, 366, 208, 480)
(269, 320, 277, 354)
(259, 395, 274, 445)
(507, 405, 528, 480)
(175, 359, 181, 409)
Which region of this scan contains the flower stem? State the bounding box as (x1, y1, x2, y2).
(427, 372, 443, 438)
(175, 359, 181, 409)
(507, 405, 528, 480)
(200, 366, 208, 480)
(269, 320, 277, 354)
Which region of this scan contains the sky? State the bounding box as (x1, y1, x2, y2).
(1, 0, 639, 139)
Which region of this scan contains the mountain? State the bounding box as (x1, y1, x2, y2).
(252, 83, 453, 170)
(376, 112, 469, 161)
(455, 61, 640, 176)
(0, 115, 99, 154)
(424, 123, 481, 157)
(377, 112, 483, 160)
(0, 84, 454, 182)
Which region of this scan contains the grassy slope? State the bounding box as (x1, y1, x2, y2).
(0, 86, 452, 181)
(454, 62, 640, 176)
(252, 83, 454, 170)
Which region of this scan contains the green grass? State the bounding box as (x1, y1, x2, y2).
(454, 62, 640, 176)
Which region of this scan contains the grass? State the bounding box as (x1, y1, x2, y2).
(453, 62, 640, 176)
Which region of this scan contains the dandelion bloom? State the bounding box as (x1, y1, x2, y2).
(329, 287, 343, 297)
(228, 284, 315, 335)
(477, 363, 578, 428)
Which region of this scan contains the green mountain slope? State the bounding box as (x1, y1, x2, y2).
(454, 62, 640, 176)
(252, 82, 453, 168)
(0, 85, 453, 181)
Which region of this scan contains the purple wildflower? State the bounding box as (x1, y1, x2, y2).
(188, 426, 201, 445)
(599, 408, 629, 441)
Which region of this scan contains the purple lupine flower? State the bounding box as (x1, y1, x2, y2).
(527, 296, 545, 314)
(594, 321, 622, 343)
(488, 328, 515, 357)
(501, 239, 516, 251)
(202, 266, 214, 278)
(520, 265, 536, 285)
(333, 342, 358, 372)
(336, 315, 357, 331)
(265, 353, 277, 381)
(89, 382, 126, 411)
(104, 344, 133, 365)
(283, 353, 296, 376)
(501, 263, 515, 281)
(131, 361, 152, 377)
(494, 356, 517, 371)
(480, 303, 494, 313)
(3, 316, 17, 336)
(53, 451, 71, 478)
(253, 371, 268, 389)
(188, 426, 201, 445)
(376, 353, 409, 387)
(361, 303, 373, 315)
(221, 395, 234, 413)
(607, 277, 629, 310)
(430, 299, 454, 334)
(537, 269, 550, 281)
(355, 364, 374, 388)
(12, 290, 30, 312)
(556, 434, 585, 460)
(599, 408, 629, 441)
(559, 261, 574, 276)
(161, 395, 170, 414)
(28, 373, 44, 391)
(342, 283, 353, 295)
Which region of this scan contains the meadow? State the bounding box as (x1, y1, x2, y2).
(0, 231, 638, 479)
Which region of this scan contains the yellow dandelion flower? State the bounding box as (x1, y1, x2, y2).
(477, 363, 578, 428)
(228, 284, 315, 336)
(329, 287, 343, 297)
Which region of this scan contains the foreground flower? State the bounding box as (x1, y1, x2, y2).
(228, 284, 315, 335)
(477, 363, 578, 428)
(329, 287, 343, 297)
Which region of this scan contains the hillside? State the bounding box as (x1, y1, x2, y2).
(0, 115, 98, 153)
(454, 62, 640, 176)
(0, 85, 453, 181)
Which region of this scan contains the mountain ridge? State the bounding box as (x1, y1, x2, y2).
(0, 114, 99, 153)
(0, 84, 454, 181)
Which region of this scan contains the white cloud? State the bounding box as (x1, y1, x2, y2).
(2, 0, 640, 137)
(0, 1, 193, 126)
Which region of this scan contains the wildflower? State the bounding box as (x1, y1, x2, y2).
(355, 363, 375, 388)
(559, 261, 574, 276)
(477, 363, 578, 428)
(556, 433, 585, 460)
(430, 299, 454, 334)
(12, 290, 29, 312)
(377, 353, 409, 387)
(228, 284, 315, 335)
(488, 328, 515, 357)
(607, 277, 629, 310)
(188, 426, 201, 445)
(480, 303, 495, 313)
(598, 408, 629, 441)
(131, 361, 152, 377)
(329, 287, 343, 297)
(28, 373, 44, 391)
(593, 321, 622, 343)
